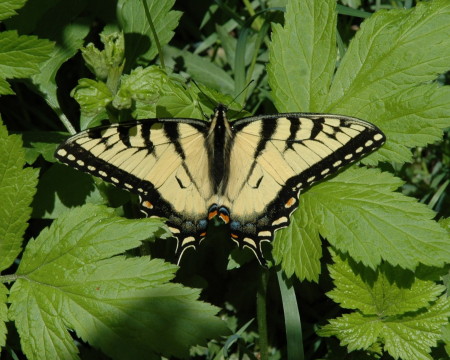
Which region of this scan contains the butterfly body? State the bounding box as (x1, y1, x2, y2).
(55, 104, 385, 265)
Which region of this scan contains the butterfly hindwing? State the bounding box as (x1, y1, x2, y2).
(55, 118, 215, 259)
(220, 113, 385, 263)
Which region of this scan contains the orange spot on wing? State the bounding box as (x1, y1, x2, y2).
(219, 213, 230, 224)
(285, 197, 296, 208)
(200, 232, 207, 237)
(231, 233, 238, 239)
(208, 210, 218, 220)
(142, 200, 153, 209)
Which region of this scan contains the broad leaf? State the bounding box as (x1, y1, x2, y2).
(0, 30, 53, 95)
(326, 0, 450, 164)
(268, 0, 337, 112)
(0, 119, 38, 271)
(319, 252, 450, 360)
(114, 65, 168, 116)
(273, 200, 322, 281)
(8, 205, 227, 360)
(177, 49, 235, 95)
(71, 78, 112, 129)
(117, 0, 181, 69)
(307, 168, 449, 270)
(274, 168, 450, 277)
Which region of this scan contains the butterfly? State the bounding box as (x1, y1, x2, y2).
(55, 104, 385, 265)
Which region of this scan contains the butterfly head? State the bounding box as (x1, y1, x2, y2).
(212, 104, 228, 120)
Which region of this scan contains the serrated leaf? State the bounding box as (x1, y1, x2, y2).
(268, 0, 337, 112)
(327, 0, 450, 112)
(21, 131, 67, 164)
(0, 77, 12, 94)
(325, 0, 450, 164)
(319, 252, 450, 360)
(363, 85, 450, 164)
(319, 312, 383, 352)
(327, 254, 445, 315)
(117, 0, 181, 69)
(0, 119, 38, 271)
(273, 199, 323, 282)
(0, 30, 54, 95)
(0, 0, 27, 21)
(156, 81, 203, 119)
(155, 81, 242, 120)
(442, 322, 450, 357)
(0, 283, 7, 347)
(71, 78, 112, 129)
(303, 168, 450, 270)
(113, 65, 168, 114)
(8, 204, 227, 359)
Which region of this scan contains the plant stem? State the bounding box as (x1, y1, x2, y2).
(257, 268, 269, 360)
(142, 0, 165, 69)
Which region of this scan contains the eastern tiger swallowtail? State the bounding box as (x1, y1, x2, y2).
(55, 104, 385, 265)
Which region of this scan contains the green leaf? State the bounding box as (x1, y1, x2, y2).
(32, 22, 90, 117)
(319, 252, 450, 360)
(11, 1, 91, 119)
(307, 168, 449, 270)
(216, 24, 238, 71)
(0, 0, 27, 21)
(0, 118, 38, 271)
(0, 283, 7, 348)
(273, 201, 322, 282)
(71, 78, 112, 129)
(277, 272, 304, 360)
(21, 131, 67, 164)
(268, 0, 337, 112)
(325, 0, 450, 164)
(366, 85, 450, 164)
(31, 164, 106, 219)
(327, 255, 445, 315)
(156, 81, 201, 118)
(443, 321, 450, 357)
(81, 32, 125, 82)
(117, 0, 181, 69)
(177, 49, 235, 95)
(0, 30, 54, 95)
(274, 167, 450, 277)
(114, 65, 168, 115)
(0, 77, 11, 94)
(8, 204, 227, 360)
(156, 80, 237, 119)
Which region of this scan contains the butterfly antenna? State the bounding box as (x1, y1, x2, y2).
(228, 80, 254, 118)
(190, 79, 214, 120)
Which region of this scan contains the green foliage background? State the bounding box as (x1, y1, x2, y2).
(0, 0, 449, 359)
